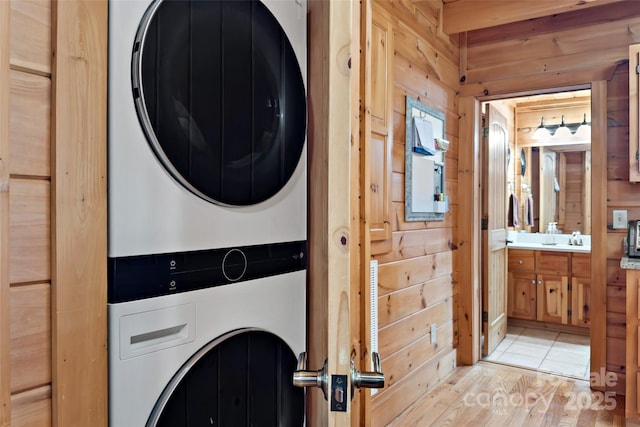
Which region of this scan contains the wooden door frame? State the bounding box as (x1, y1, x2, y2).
(307, 1, 361, 426)
(0, 1, 10, 423)
(458, 83, 607, 387)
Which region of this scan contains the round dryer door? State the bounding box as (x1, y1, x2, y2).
(147, 329, 304, 427)
(133, 0, 306, 206)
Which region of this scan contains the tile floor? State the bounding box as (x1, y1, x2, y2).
(483, 325, 591, 380)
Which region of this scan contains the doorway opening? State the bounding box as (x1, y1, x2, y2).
(480, 89, 592, 380)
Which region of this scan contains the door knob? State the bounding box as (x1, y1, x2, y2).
(350, 352, 385, 398)
(292, 352, 328, 399)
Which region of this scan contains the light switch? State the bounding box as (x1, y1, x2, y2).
(613, 210, 627, 229)
(431, 324, 437, 345)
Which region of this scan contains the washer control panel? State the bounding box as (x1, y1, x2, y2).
(108, 240, 306, 303)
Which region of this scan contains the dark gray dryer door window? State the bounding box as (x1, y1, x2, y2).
(133, 0, 306, 206)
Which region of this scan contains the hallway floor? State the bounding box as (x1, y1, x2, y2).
(386, 361, 625, 426)
(484, 325, 590, 380)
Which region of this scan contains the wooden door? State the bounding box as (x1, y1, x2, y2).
(307, 1, 361, 425)
(482, 104, 509, 356)
(507, 272, 537, 320)
(536, 274, 569, 324)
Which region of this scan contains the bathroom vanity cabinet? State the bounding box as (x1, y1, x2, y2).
(507, 249, 590, 328)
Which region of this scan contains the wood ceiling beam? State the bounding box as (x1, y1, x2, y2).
(441, 0, 626, 34)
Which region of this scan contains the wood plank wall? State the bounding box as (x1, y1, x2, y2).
(369, 1, 460, 425)
(1, 0, 108, 425)
(6, 1, 53, 424)
(458, 2, 640, 397)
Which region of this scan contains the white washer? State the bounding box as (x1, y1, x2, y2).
(108, 0, 307, 258)
(108, 270, 306, 426)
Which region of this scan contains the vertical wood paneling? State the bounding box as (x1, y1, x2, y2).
(0, 0, 11, 424)
(50, 1, 107, 425)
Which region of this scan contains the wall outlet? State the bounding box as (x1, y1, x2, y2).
(430, 324, 437, 345)
(613, 209, 628, 229)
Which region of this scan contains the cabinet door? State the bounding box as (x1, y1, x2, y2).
(571, 276, 591, 327)
(367, 5, 393, 248)
(508, 271, 537, 320)
(537, 274, 569, 324)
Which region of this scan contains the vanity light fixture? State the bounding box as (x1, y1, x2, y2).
(574, 113, 591, 139)
(532, 117, 551, 140)
(553, 115, 572, 139)
(530, 114, 591, 141)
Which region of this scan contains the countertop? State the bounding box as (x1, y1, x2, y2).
(506, 231, 591, 254)
(507, 242, 591, 253)
(621, 256, 640, 270)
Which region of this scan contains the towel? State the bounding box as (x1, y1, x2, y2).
(508, 193, 519, 227)
(525, 195, 534, 226)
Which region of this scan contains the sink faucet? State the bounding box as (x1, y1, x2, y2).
(569, 231, 583, 246)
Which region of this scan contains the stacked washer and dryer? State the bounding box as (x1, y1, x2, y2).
(107, 0, 308, 425)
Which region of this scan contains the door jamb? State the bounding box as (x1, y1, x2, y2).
(458, 83, 607, 385)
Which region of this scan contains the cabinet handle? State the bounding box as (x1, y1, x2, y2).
(531, 280, 536, 284)
(518, 260, 524, 265)
(538, 280, 543, 285)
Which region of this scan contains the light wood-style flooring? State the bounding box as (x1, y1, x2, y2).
(387, 361, 625, 426)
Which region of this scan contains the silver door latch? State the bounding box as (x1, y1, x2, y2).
(292, 352, 328, 399)
(351, 352, 385, 399)
(293, 351, 385, 409)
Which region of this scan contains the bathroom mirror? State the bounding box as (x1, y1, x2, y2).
(532, 146, 591, 234)
(508, 90, 591, 235)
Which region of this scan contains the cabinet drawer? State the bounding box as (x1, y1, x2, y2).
(571, 253, 591, 277)
(508, 250, 535, 271)
(535, 251, 569, 273)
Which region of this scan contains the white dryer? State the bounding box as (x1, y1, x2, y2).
(107, 0, 308, 425)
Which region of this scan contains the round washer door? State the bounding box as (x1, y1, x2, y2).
(133, 0, 306, 206)
(148, 329, 304, 427)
